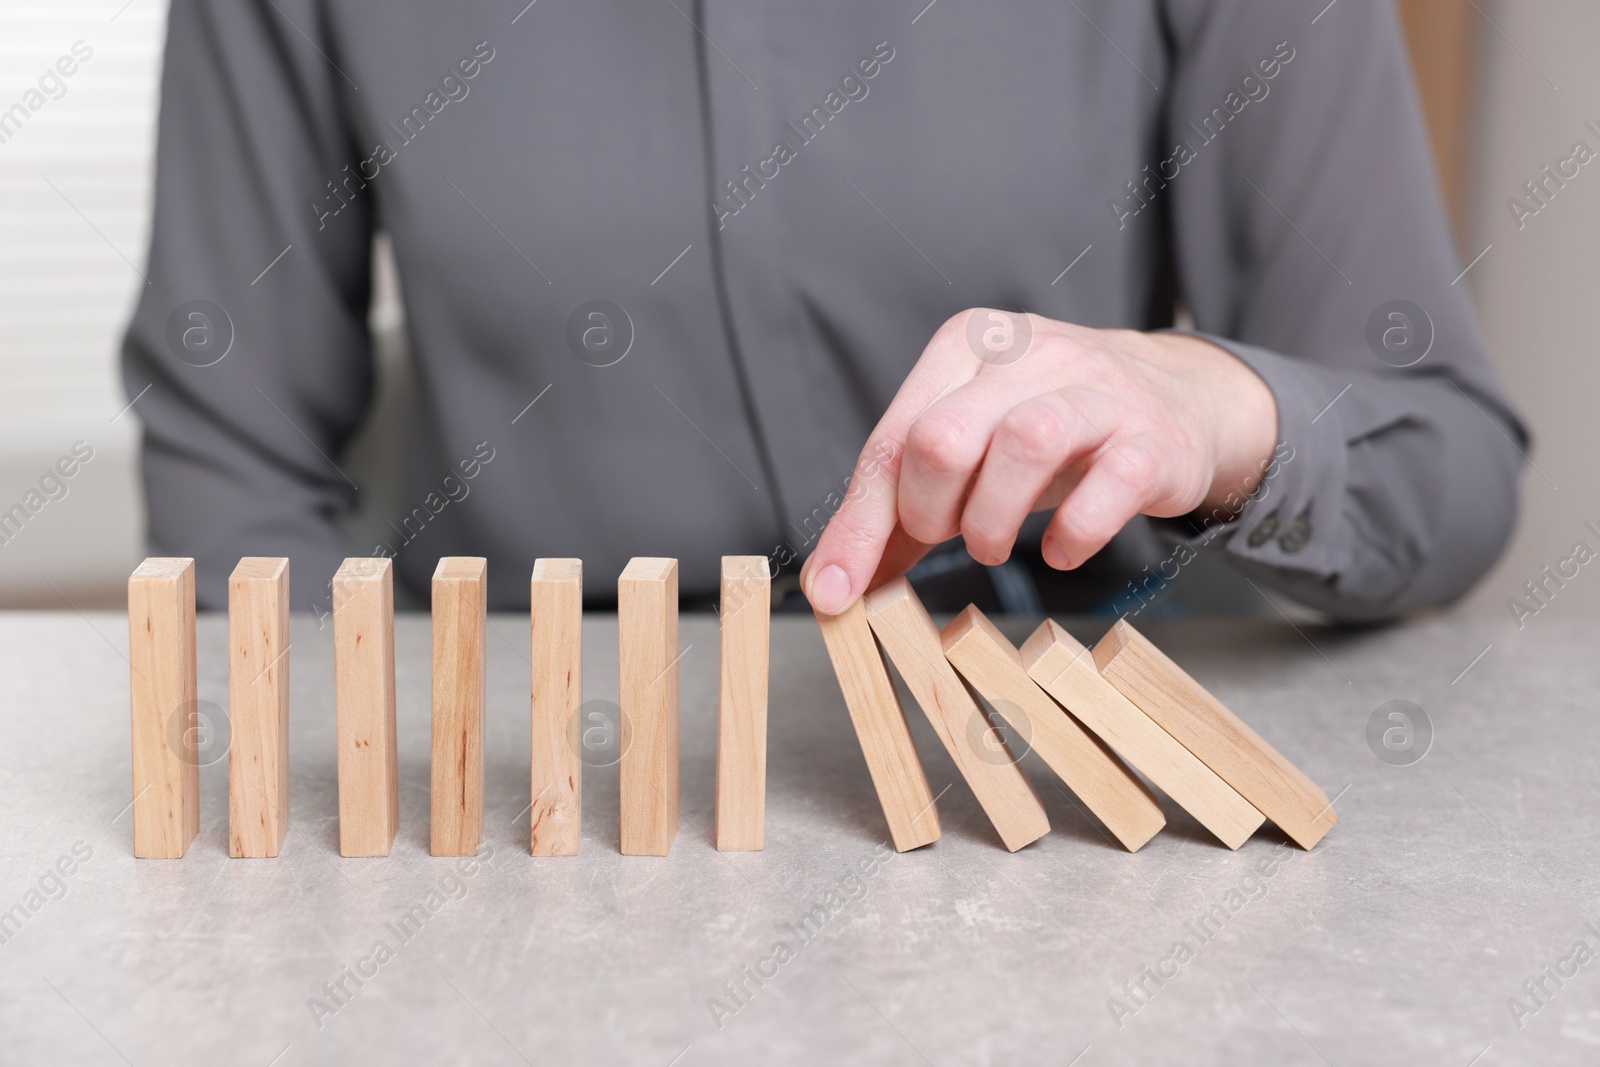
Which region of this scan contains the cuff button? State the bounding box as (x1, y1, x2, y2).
(1246, 510, 1280, 547)
(1279, 508, 1313, 553)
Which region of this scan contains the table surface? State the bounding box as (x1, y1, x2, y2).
(0, 609, 1596, 1066)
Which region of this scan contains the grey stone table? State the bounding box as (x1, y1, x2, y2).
(1, 610, 1597, 1066)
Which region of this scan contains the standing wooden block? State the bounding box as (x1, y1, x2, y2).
(716, 556, 771, 851)
(530, 558, 582, 856)
(228, 557, 290, 858)
(128, 558, 199, 858)
(940, 607, 1164, 852)
(1092, 619, 1338, 849)
(865, 580, 1048, 852)
(619, 558, 680, 856)
(1022, 620, 1265, 850)
(431, 557, 487, 856)
(815, 599, 940, 853)
(333, 558, 398, 857)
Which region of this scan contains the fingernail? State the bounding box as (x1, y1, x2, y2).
(808, 564, 853, 614)
(1041, 536, 1069, 570)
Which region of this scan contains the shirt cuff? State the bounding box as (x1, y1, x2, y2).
(1146, 331, 1353, 578)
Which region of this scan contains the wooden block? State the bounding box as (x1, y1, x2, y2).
(1021, 620, 1265, 850)
(333, 557, 398, 857)
(940, 607, 1164, 852)
(865, 580, 1049, 852)
(431, 556, 487, 857)
(128, 558, 199, 858)
(815, 599, 940, 853)
(618, 558, 680, 856)
(1092, 619, 1337, 849)
(530, 558, 582, 856)
(716, 556, 771, 851)
(228, 557, 290, 858)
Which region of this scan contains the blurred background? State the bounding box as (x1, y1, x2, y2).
(0, 0, 1593, 619)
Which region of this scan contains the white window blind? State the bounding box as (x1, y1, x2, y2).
(0, 0, 169, 604)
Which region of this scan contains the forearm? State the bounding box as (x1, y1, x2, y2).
(121, 0, 376, 610)
(1151, 337, 1525, 620)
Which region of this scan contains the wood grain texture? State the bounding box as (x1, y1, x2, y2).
(128, 557, 199, 858)
(716, 556, 770, 851)
(530, 558, 582, 857)
(939, 607, 1164, 853)
(1092, 619, 1337, 849)
(1022, 619, 1264, 850)
(228, 557, 290, 858)
(618, 557, 679, 856)
(333, 557, 398, 857)
(865, 580, 1048, 852)
(815, 599, 940, 853)
(431, 557, 487, 857)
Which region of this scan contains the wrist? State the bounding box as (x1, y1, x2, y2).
(1145, 331, 1279, 519)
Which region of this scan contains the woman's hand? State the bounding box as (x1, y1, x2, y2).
(801, 309, 1279, 614)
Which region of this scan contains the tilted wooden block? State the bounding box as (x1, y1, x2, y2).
(128, 558, 199, 858)
(333, 558, 399, 857)
(530, 558, 582, 857)
(865, 580, 1048, 852)
(619, 558, 680, 856)
(1021, 620, 1265, 850)
(229, 557, 291, 858)
(940, 607, 1164, 852)
(1092, 619, 1337, 849)
(815, 599, 940, 853)
(431, 557, 487, 857)
(716, 556, 770, 851)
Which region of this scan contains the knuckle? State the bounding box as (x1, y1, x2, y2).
(827, 514, 881, 558)
(858, 436, 904, 481)
(906, 411, 981, 475)
(938, 307, 980, 340)
(1111, 444, 1161, 488)
(812, 506, 875, 558)
(998, 403, 1067, 463)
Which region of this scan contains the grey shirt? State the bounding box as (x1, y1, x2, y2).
(121, 0, 1526, 620)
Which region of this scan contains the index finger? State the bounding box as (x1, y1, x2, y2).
(801, 322, 980, 613)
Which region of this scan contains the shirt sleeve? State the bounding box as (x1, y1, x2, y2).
(120, 0, 372, 610)
(1146, 0, 1528, 621)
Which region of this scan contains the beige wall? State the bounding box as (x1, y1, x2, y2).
(1457, 0, 1600, 624)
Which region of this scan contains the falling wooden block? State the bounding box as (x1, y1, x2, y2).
(618, 557, 680, 856)
(228, 557, 290, 858)
(716, 556, 771, 851)
(128, 558, 199, 858)
(1092, 619, 1337, 849)
(431, 556, 487, 857)
(865, 580, 1048, 852)
(815, 599, 940, 852)
(333, 557, 399, 857)
(530, 558, 582, 857)
(940, 607, 1164, 852)
(1021, 620, 1265, 850)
